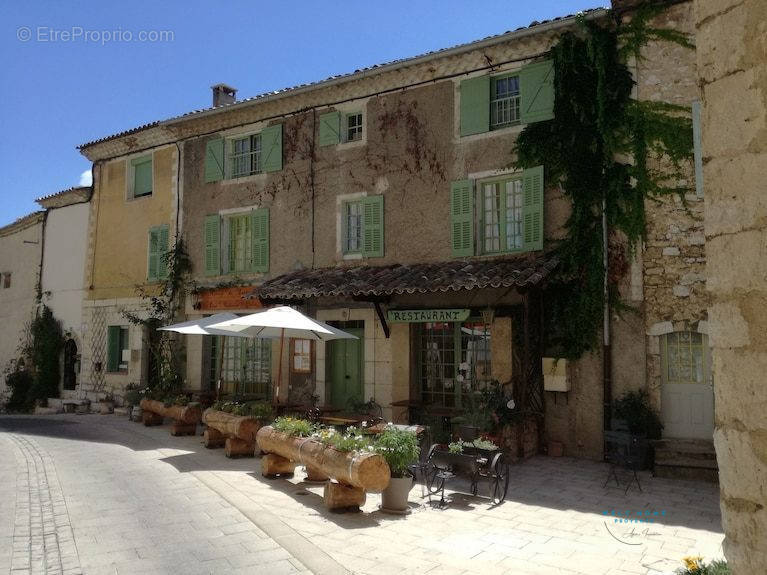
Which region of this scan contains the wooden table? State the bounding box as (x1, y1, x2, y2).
(318, 415, 367, 427)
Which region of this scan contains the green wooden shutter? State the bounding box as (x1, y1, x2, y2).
(450, 180, 474, 257)
(204, 215, 221, 277)
(522, 165, 544, 252)
(157, 225, 169, 280)
(147, 228, 159, 281)
(460, 76, 490, 136)
(251, 208, 270, 272)
(132, 156, 153, 197)
(107, 326, 120, 372)
(319, 111, 341, 146)
(260, 125, 283, 173)
(204, 137, 225, 182)
(361, 195, 384, 258)
(520, 60, 555, 124)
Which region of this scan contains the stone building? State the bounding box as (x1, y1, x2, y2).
(695, 0, 767, 570)
(0, 211, 44, 397)
(76, 138, 180, 400)
(76, 1, 708, 462)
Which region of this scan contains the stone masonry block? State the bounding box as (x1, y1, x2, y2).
(704, 153, 767, 237)
(712, 349, 767, 431)
(708, 301, 750, 348)
(707, 229, 767, 296)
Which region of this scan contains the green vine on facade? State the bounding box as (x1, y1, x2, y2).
(515, 10, 694, 359)
(124, 239, 192, 398)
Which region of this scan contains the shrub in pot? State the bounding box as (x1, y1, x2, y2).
(612, 390, 663, 469)
(374, 426, 420, 513)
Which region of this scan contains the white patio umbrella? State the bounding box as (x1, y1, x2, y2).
(157, 313, 253, 399)
(208, 306, 358, 401)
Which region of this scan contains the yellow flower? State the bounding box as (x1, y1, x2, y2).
(683, 556, 702, 570)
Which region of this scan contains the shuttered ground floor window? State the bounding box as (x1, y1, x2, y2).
(416, 320, 491, 408)
(209, 336, 272, 398)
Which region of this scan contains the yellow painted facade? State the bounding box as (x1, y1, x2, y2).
(86, 146, 176, 300)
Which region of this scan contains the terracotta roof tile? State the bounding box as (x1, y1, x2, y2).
(253, 255, 558, 301)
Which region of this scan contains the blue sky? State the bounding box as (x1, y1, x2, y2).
(0, 0, 604, 226)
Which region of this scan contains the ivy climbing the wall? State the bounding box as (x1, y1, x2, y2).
(515, 12, 693, 359)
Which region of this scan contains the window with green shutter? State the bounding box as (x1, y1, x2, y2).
(147, 225, 169, 282)
(203, 215, 220, 277)
(131, 155, 153, 198)
(341, 196, 384, 258)
(458, 165, 544, 256)
(220, 125, 282, 180)
(459, 59, 554, 137)
(107, 326, 129, 373)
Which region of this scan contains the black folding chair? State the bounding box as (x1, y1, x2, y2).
(604, 431, 644, 493)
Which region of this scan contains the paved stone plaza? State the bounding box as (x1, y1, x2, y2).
(0, 415, 724, 575)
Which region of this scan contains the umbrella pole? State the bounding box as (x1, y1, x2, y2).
(276, 328, 285, 404)
(216, 336, 226, 401)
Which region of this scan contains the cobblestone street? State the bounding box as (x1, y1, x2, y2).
(0, 414, 724, 575)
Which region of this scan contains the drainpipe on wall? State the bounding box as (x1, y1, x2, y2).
(602, 198, 612, 433)
(36, 210, 48, 313)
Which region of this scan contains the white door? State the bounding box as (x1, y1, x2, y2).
(660, 331, 714, 439)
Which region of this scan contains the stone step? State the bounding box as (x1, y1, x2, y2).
(652, 438, 719, 483)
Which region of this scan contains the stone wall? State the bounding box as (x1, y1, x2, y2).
(696, 0, 767, 571)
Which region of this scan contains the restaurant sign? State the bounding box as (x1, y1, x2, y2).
(387, 309, 470, 323)
(197, 286, 263, 311)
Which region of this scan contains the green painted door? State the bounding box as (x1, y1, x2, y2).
(329, 328, 364, 409)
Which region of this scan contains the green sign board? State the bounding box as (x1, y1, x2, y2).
(387, 309, 471, 323)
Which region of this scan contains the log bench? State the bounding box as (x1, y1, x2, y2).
(256, 425, 391, 511)
(139, 399, 202, 436)
(202, 409, 264, 457)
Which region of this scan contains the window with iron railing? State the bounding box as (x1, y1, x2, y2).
(490, 75, 520, 130)
(229, 134, 262, 178)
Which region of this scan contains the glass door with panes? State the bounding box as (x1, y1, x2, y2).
(417, 320, 491, 408)
(210, 336, 272, 399)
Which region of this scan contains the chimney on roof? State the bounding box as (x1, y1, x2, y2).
(211, 84, 237, 107)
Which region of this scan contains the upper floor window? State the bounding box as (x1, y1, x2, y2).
(203, 209, 269, 276)
(320, 110, 364, 147)
(345, 113, 363, 142)
(229, 134, 262, 178)
(460, 59, 554, 137)
(339, 195, 384, 258)
(130, 155, 153, 198)
(2, 272, 10, 289)
(481, 177, 523, 253)
(490, 75, 520, 130)
(450, 165, 543, 258)
(204, 124, 283, 183)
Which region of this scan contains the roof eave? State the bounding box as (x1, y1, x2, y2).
(77, 8, 609, 156)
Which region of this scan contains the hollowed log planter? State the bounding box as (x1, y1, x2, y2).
(202, 409, 264, 457)
(139, 399, 202, 436)
(256, 426, 391, 510)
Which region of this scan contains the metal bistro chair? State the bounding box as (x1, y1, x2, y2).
(604, 430, 645, 493)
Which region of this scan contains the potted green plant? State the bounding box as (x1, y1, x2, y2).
(612, 390, 663, 469)
(374, 426, 420, 514)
